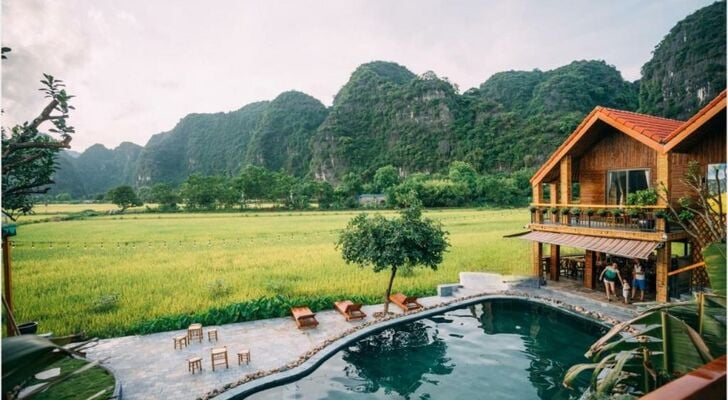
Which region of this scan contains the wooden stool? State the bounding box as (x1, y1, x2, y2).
(188, 323, 203, 343)
(207, 328, 218, 342)
(211, 347, 228, 371)
(173, 335, 188, 349)
(237, 349, 251, 365)
(187, 356, 202, 374)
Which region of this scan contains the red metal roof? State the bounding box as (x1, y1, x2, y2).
(519, 231, 660, 260)
(599, 107, 684, 143)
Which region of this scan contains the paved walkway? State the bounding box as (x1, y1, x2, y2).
(86, 273, 638, 400)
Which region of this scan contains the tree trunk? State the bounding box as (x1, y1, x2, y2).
(383, 266, 397, 314)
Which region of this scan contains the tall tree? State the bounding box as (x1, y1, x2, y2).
(106, 185, 142, 212)
(337, 198, 449, 314)
(2, 74, 75, 218)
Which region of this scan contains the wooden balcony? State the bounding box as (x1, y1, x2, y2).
(529, 204, 687, 242)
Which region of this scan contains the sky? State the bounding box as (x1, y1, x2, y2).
(1, 0, 717, 152)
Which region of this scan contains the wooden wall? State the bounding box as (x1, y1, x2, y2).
(670, 128, 727, 203)
(576, 128, 657, 204)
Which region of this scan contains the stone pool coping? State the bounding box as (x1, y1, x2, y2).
(211, 290, 617, 400)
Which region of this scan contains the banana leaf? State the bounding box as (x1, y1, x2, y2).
(596, 351, 637, 394)
(703, 242, 726, 296)
(661, 312, 713, 374)
(562, 362, 600, 388)
(2, 335, 68, 394)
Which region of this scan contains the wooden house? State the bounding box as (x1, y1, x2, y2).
(522, 91, 726, 302)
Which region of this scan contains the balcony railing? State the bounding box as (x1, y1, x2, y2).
(529, 204, 680, 233)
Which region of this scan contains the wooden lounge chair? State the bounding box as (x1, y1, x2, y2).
(389, 293, 423, 312)
(291, 306, 318, 329)
(334, 300, 367, 321)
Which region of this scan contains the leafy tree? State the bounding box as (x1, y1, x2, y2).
(137, 186, 152, 203)
(373, 165, 400, 192)
(106, 185, 142, 212)
(2, 74, 75, 218)
(448, 161, 478, 195)
(236, 165, 272, 206)
(180, 174, 220, 210)
(313, 181, 334, 209)
(149, 183, 180, 210)
(337, 199, 449, 314)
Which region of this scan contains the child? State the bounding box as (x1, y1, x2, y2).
(622, 279, 631, 304)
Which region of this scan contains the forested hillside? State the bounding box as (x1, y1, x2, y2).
(639, 1, 726, 119)
(49, 2, 725, 199)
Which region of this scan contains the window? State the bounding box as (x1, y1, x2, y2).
(607, 169, 649, 205)
(707, 163, 726, 195)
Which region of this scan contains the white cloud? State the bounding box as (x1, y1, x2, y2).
(1, 0, 716, 152)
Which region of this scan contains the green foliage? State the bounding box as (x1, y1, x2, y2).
(703, 242, 726, 296)
(639, 2, 726, 119)
(149, 183, 180, 210)
(626, 188, 658, 206)
(1, 336, 66, 395)
(179, 174, 232, 210)
(2, 74, 75, 218)
(106, 186, 142, 211)
(373, 165, 400, 192)
(337, 201, 449, 274)
(565, 301, 725, 397)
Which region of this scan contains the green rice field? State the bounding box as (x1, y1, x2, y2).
(9, 209, 532, 337)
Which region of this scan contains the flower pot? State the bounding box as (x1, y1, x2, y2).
(18, 321, 38, 335)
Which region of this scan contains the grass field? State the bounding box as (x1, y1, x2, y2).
(10, 209, 531, 337)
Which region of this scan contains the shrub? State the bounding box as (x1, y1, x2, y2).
(570, 207, 581, 216)
(549, 207, 559, 214)
(529, 206, 538, 213)
(626, 188, 658, 206)
(596, 209, 608, 217)
(92, 293, 120, 313)
(611, 209, 623, 217)
(585, 208, 595, 216)
(627, 208, 640, 218)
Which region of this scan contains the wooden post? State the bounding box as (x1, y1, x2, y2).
(584, 250, 596, 289)
(2, 236, 15, 336)
(656, 153, 670, 206)
(532, 183, 542, 204)
(560, 155, 572, 205)
(549, 244, 560, 281)
(656, 242, 671, 302)
(549, 183, 558, 205)
(532, 242, 543, 277)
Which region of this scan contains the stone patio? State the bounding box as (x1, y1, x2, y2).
(85, 273, 638, 400)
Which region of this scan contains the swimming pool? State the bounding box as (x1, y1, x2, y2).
(249, 299, 607, 399)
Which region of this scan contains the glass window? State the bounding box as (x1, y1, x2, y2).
(607, 169, 649, 205)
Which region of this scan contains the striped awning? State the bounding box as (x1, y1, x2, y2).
(519, 231, 660, 260)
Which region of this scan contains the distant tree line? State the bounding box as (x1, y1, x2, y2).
(66, 161, 532, 212)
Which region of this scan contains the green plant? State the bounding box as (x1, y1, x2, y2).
(528, 205, 537, 213)
(586, 208, 595, 216)
(570, 207, 581, 216)
(626, 188, 658, 206)
(549, 206, 559, 214)
(596, 209, 608, 217)
(91, 293, 119, 313)
(627, 208, 640, 218)
(610, 209, 623, 217)
(655, 210, 668, 219)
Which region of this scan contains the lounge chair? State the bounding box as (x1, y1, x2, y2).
(291, 306, 318, 329)
(389, 293, 423, 312)
(334, 300, 367, 321)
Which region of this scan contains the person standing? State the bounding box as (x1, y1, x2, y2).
(599, 262, 623, 302)
(631, 260, 647, 301)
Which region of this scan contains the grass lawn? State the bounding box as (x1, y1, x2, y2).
(10, 208, 531, 337)
(26, 358, 115, 400)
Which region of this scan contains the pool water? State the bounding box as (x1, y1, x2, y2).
(250, 299, 607, 400)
